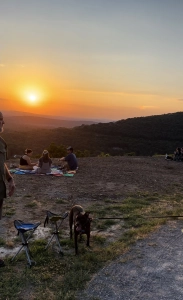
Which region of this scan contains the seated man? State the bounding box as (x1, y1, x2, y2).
(59, 146, 78, 171)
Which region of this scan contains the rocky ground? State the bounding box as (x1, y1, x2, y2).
(0, 156, 180, 232)
(78, 220, 183, 300)
(0, 155, 182, 249)
(1, 155, 183, 299)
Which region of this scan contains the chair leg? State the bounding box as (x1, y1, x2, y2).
(11, 232, 34, 266)
(55, 233, 63, 253)
(11, 245, 24, 261)
(45, 233, 55, 250)
(45, 232, 63, 253)
(24, 245, 34, 266)
(45, 220, 64, 254)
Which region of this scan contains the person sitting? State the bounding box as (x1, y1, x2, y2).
(59, 146, 78, 172)
(181, 147, 183, 161)
(173, 147, 181, 161)
(165, 154, 173, 161)
(19, 149, 37, 170)
(36, 150, 52, 174)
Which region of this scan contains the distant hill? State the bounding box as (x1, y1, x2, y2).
(2, 112, 183, 157)
(4, 115, 98, 131)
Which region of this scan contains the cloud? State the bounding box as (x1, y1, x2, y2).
(178, 99, 183, 101)
(0, 63, 26, 68)
(140, 106, 158, 110)
(65, 88, 157, 97)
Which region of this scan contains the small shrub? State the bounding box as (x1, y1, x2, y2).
(0, 237, 5, 246)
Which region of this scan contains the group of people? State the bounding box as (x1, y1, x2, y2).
(19, 146, 78, 174)
(0, 111, 78, 268)
(165, 147, 183, 161)
(173, 147, 183, 161)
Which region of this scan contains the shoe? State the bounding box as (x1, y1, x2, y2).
(0, 259, 5, 267)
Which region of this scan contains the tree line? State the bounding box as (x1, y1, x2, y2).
(3, 112, 183, 158)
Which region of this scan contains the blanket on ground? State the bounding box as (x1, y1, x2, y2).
(9, 167, 74, 177)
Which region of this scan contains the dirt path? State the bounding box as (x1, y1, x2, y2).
(78, 220, 183, 300)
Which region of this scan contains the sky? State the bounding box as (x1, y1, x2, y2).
(1, 0, 183, 121)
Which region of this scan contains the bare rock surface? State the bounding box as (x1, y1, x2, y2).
(78, 220, 183, 300)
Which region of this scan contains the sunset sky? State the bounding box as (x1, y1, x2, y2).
(1, 0, 183, 121)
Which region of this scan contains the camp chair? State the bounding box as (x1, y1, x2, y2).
(44, 211, 68, 254)
(11, 220, 41, 267)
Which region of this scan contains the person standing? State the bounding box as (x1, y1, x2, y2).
(0, 112, 15, 267)
(59, 146, 78, 171)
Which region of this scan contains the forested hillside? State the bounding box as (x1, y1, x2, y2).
(3, 112, 183, 157)
(4, 115, 97, 130)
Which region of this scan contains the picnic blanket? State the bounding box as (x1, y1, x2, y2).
(9, 167, 74, 177)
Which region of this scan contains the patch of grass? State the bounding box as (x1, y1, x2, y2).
(0, 237, 5, 246)
(104, 199, 114, 203)
(103, 219, 117, 227)
(96, 219, 117, 230)
(55, 199, 68, 204)
(119, 229, 137, 244)
(123, 216, 149, 228)
(2, 192, 183, 299)
(60, 238, 75, 248)
(25, 201, 38, 208)
(172, 194, 183, 202)
(92, 235, 106, 245)
(5, 207, 16, 216)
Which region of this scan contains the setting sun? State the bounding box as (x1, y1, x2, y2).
(15, 85, 48, 110)
(28, 94, 37, 103)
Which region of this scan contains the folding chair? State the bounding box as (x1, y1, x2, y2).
(11, 220, 41, 267)
(44, 211, 68, 254)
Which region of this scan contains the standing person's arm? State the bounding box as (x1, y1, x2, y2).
(4, 164, 15, 196)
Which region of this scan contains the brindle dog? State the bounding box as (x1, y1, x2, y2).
(69, 205, 92, 254)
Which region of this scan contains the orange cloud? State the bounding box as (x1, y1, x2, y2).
(140, 106, 158, 110)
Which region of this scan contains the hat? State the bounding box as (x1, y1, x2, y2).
(43, 150, 48, 155)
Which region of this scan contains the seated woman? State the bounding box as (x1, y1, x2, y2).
(36, 150, 52, 174)
(19, 149, 37, 170)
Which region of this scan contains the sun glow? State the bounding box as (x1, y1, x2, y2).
(17, 85, 46, 107)
(28, 94, 37, 103)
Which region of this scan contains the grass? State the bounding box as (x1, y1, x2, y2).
(5, 206, 16, 216)
(1, 191, 183, 299)
(0, 237, 5, 246)
(25, 201, 38, 208)
(55, 199, 68, 204)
